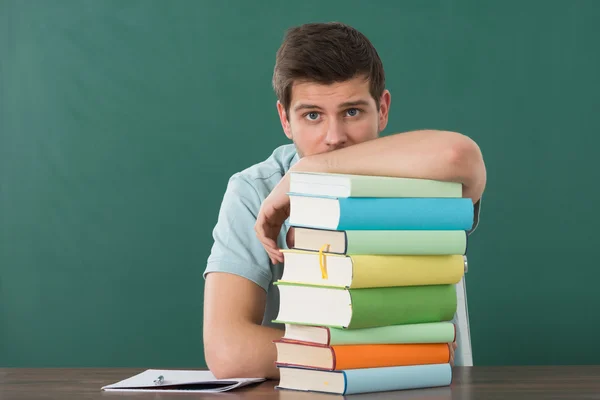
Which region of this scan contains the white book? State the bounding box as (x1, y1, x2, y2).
(289, 171, 462, 198)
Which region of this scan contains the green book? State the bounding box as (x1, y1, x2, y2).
(281, 322, 456, 346)
(289, 171, 462, 198)
(273, 282, 457, 329)
(292, 227, 468, 255)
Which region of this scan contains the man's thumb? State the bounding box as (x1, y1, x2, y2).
(286, 227, 295, 248)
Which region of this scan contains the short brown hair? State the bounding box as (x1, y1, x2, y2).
(273, 22, 385, 115)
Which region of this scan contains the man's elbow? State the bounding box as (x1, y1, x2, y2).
(442, 131, 479, 165)
(204, 337, 253, 379)
(445, 133, 484, 175)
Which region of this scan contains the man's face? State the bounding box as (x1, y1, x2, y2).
(277, 75, 391, 157)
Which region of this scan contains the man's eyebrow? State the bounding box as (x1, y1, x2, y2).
(293, 104, 323, 112)
(293, 100, 370, 112)
(338, 99, 370, 108)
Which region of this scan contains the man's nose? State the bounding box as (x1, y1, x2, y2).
(325, 120, 348, 147)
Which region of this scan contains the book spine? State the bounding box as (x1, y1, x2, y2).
(337, 198, 474, 230)
(333, 343, 449, 370)
(349, 176, 462, 198)
(345, 230, 467, 255)
(350, 254, 465, 288)
(343, 363, 452, 394)
(329, 322, 456, 345)
(349, 284, 457, 328)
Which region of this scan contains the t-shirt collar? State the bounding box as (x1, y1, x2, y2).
(289, 151, 300, 170)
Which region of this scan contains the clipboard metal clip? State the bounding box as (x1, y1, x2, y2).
(153, 375, 165, 385)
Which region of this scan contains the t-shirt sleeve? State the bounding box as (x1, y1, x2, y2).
(467, 198, 482, 235)
(203, 174, 272, 292)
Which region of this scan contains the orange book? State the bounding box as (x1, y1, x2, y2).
(274, 339, 450, 370)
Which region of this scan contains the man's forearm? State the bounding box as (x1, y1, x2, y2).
(239, 323, 283, 379)
(206, 322, 283, 379)
(292, 130, 486, 203)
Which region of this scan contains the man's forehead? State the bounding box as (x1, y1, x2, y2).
(290, 77, 373, 110)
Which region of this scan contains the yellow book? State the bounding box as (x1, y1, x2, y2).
(280, 249, 465, 289)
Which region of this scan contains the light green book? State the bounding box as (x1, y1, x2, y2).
(273, 282, 457, 329)
(289, 171, 462, 198)
(293, 227, 467, 255)
(281, 322, 456, 346)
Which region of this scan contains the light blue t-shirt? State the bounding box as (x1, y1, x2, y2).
(203, 143, 481, 366)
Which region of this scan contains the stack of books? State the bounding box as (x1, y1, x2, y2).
(272, 171, 474, 395)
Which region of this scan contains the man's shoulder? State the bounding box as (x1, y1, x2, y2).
(206, 146, 297, 292)
(226, 143, 298, 199)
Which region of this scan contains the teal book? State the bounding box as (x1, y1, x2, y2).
(288, 195, 474, 231)
(277, 363, 452, 395)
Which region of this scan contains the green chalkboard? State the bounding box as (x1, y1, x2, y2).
(1, 0, 599, 367)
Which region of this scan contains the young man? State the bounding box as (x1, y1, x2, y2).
(203, 22, 486, 379)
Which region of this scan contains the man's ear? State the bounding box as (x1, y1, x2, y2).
(378, 90, 391, 132)
(277, 101, 293, 140)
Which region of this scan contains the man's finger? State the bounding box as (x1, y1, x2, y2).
(256, 217, 278, 240)
(270, 246, 283, 264)
(267, 248, 280, 263)
(262, 241, 277, 259)
(256, 221, 277, 250)
(260, 237, 283, 263)
(286, 227, 295, 248)
(259, 235, 277, 252)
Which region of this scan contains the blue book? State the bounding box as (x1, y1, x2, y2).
(288, 194, 474, 231)
(277, 363, 452, 395)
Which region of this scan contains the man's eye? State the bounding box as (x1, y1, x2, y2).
(305, 112, 320, 121)
(346, 108, 360, 117)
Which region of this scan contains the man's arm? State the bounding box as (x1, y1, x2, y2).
(295, 130, 486, 203)
(203, 174, 284, 379)
(255, 130, 486, 264)
(203, 272, 283, 379)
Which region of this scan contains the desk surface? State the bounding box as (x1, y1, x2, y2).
(1, 366, 599, 399)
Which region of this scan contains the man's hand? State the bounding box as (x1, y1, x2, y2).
(254, 173, 291, 265)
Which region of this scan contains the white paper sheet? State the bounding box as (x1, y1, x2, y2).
(101, 369, 266, 393)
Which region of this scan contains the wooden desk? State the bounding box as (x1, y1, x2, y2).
(1, 367, 599, 399)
